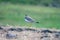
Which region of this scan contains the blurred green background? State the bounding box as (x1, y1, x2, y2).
(0, 0, 60, 29)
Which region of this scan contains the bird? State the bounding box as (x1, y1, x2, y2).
(25, 14, 39, 23)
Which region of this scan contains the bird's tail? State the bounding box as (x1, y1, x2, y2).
(35, 22, 39, 23)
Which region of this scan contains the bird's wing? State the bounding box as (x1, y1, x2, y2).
(25, 16, 35, 22)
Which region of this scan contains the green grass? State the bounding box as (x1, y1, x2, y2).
(0, 3, 60, 29)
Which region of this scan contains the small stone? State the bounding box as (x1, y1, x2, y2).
(24, 28, 36, 31)
(8, 28, 16, 31)
(54, 32, 60, 38)
(41, 38, 50, 40)
(16, 28, 23, 32)
(6, 32, 17, 39)
(0, 26, 3, 30)
(41, 30, 53, 33)
(24, 28, 40, 33)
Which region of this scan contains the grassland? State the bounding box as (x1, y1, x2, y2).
(0, 3, 60, 29)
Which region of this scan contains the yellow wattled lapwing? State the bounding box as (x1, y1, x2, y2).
(25, 14, 40, 23)
(25, 14, 39, 27)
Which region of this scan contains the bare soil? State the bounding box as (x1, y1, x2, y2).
(0, 26, 60, 40)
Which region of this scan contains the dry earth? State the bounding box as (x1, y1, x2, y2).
(0, 25, 60, 40)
